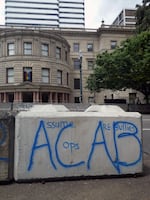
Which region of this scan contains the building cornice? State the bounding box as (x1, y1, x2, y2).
(97, 25, 136, 35)
(0, 28, 70, 48)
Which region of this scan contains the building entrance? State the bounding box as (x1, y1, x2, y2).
(42, 93, 49, 103)
(22, 92, 33, 102)
(7, 93, 14, 102)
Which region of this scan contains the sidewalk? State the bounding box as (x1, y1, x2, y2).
(0, 153, 150, 200)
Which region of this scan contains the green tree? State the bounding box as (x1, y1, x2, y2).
(136, 0, 150, 33)
(86, 31, 150, 103)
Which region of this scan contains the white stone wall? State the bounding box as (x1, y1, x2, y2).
(14, 105, 143, 181)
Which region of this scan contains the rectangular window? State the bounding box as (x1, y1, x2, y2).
(74, 97, 80, 103)
(65, 51, 68, 62)
(41, 43, 49, 56)
(111, 40, 117, 49)
(42, 68, 49, 83)
(57, 70, 62, 85)
(67, 72, 69, 85)
(24, 42, 32, 55)
(7, 43, 15, 56)
(87, 43, 93, 52)
(73, 59, 80, 70)
(88, 60, 94, 70)
(88, 96, 94, 103)
(73, 43, 80, 52)
(7, 68, 14, 83)
(23, 67, 32, 82)
(56, 47, 61, 59)
(74, 78, 80, 89)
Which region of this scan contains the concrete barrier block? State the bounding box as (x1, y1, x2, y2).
(0, 113, 15, 182)
(14, 105, 143, 181)
(85, 105, 125, 113)
(29, 105, 69, 112)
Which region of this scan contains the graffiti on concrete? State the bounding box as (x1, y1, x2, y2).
(27, 120, 142, 174)
(87, 121, 142, 174)
(0, 122, 8, 162)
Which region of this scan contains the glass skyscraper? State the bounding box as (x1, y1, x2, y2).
(5, 0, 85, 28)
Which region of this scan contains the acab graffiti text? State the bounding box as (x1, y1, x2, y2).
(27, 120, 142, 174)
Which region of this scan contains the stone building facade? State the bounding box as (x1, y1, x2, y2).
(0, 28, 71, 103)
(0, 25, 140, 104)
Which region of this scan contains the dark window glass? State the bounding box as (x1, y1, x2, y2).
(23, 67, 32, 82)
(74, 78, 80, 89)
(73, 59, 80, 70)
(7, 43, 15, 56)
(57, 70, 62, 85)
(73, 43, 79, 52)
(24, 42, 32, 55)
(56, 47, 61, 59)
(7, 68, 14, 83)
(42, 68, 49, 83)
(88, 60, 94, 70)
(67, 72, 69, 85)
(41, 43, 49, 56)
(87, 43, 93, 52)
(74, 97, 80, 103)
(111, 40, 117, 49)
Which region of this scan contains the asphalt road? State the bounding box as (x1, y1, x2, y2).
(0, 114, 149, 200)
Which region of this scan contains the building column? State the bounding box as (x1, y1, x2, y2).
(39, 92, 42, 103)
(62, 93, 65, 103)
(55, 93, 58, 103)
(67, 94, 70, 103)
(33, 91, 40, 103)
(52, 92, 57, 103)
(36, 92, 39, 103)
(14, 92, 23, 102)
(18, 92, 22, 102)
(0, 93, 3, 102)
(64, 93, 68, 103)
(3, 92, 7, 103)
(48, 92, 52, 103)
(14, 92, 17, 102)
(33, 92, 36, 103)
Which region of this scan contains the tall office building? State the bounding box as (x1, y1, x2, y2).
(5, 0, 85, 28)
(112, 9, 136, 26)
(59, 0, 84, 28)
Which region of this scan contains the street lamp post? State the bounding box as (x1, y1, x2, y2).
(79, 51, 83, 103)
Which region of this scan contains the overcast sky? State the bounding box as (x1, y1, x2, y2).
(0, 0, 142, 28)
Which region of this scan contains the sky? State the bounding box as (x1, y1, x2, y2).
(0, 0, 142, 28)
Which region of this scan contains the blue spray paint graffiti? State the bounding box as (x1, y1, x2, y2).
(0, 122, 8, 162)
(63, 142, 80, 153)
(55, 123, 85, 168)
(28, 120, 57, 171)
(27, 120, 142, 174)
(87, 121, 142, 174)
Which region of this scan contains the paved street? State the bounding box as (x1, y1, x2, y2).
(0, 153, 149, 200)
(0, 114, 149, 200)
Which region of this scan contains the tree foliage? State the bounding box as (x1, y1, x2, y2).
(136, 0, 150, 33)
(86, 31, 150, 103)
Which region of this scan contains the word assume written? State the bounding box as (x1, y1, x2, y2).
(28, 120, 142, 174)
